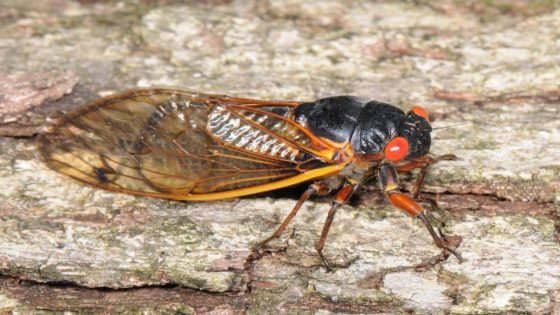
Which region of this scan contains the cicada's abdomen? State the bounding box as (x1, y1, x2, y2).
(207, 105, 302, 161)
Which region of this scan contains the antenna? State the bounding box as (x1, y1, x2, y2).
(432, 123, 465, 131)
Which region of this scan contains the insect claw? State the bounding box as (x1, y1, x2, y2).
(253, 236, 277, 253)
(317, 251, 334, 272)
(253, 242, 265, 253)
(436, 229, 464, 263)
(443, 246, 464, 263)
(417, 213, 463, 263)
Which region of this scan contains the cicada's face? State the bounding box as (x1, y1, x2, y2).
(372, 107, 431, 162)
(350, 103, 431, 162)
(398, 107, 432, 160)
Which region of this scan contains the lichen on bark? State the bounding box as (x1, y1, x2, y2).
(0, 0, 559, 314)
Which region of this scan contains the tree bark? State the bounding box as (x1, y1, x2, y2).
(0, 1, 559, 313)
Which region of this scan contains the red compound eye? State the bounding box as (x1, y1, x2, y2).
(384, 137, 409, 161)
(411, 106, 429, 121)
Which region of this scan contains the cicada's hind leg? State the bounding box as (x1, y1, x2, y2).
(315, 183, 356, 271)
(379, 163, 463, 262)
(254, 182, 331, 253)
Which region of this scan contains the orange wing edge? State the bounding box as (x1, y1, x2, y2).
(46, 163, 345, 201)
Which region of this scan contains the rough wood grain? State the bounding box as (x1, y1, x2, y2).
(0, 0, 559, 314)
(0, 71, 79, 136)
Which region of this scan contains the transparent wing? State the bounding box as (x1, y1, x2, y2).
(39, 88, 344, 200)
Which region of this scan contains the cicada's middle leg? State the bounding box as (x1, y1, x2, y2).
(254, 178, 357, 272)
(314, 183, 356, 271)
(253, 182, 331, 252)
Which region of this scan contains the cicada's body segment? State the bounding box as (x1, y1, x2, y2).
(39, 87, 462, 270)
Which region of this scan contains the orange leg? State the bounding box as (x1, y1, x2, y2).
(315, 183, 355, 271)
(396, 156, 434, 198)
(395, 156, 433, 173)
(379, 164, 463, 262)
(254, 182, 330, 252)
(397, 154, 457, 198)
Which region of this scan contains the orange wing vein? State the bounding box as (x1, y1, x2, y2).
(39, 88, 346, 200)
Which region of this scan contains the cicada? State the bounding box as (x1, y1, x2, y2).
(39, 88, 462, 270)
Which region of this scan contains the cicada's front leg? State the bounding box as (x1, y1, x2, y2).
(396, 154, 457, 198)
(379, 163, 463, 262)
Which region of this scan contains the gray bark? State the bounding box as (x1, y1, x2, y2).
(0, 0, 559, 314)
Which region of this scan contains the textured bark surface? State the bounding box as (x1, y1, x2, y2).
(0, 0, 559, 314)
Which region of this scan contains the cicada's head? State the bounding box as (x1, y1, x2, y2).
(350, 102, 432, 162)
(396, 106, 431, 160)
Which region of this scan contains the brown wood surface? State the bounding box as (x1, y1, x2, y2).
(0, 1, 559, 313)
